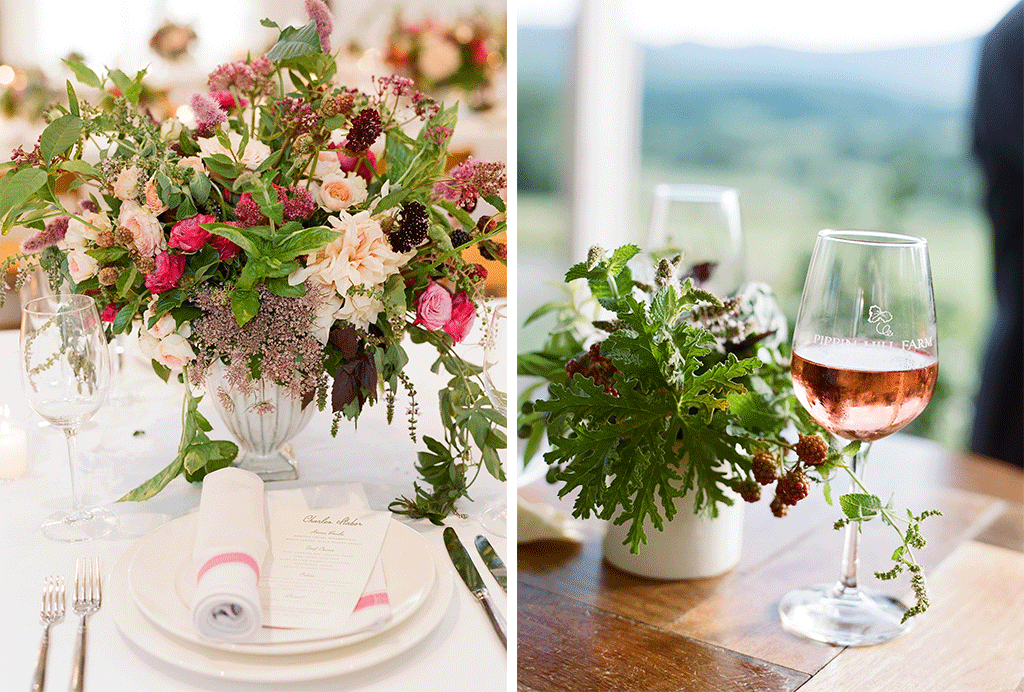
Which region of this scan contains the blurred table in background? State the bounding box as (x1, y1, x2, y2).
(518, 435, 1024, 691)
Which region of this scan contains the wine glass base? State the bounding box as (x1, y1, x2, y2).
(41, 507, 118, 543)
(479, 501, 507, 538)
(779, 583, 913, 647)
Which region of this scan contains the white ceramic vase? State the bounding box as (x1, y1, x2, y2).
(602, 483, 745, 580)
(209, 361, 316, 481)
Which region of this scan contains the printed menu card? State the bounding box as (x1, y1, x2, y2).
(260, 502, 391, 630)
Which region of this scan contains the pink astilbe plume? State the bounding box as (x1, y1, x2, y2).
(190, 92, 227, 137)
(305, 0, 334, 52)
(21, 216, 69, 252)
(431, 159, 507, 208)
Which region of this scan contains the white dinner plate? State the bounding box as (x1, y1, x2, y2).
(128, 512, 436, 655)
(110, 526, 455, 682)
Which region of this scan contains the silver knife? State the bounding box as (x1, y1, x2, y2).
(443, 527, 506, 647)
(474, 534, 507, 592)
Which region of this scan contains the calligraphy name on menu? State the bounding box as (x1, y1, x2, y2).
(303, 515, 365, 526)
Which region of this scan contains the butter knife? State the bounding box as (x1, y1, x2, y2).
(443, 527, 506, 647)
(474, 534, 507, 592)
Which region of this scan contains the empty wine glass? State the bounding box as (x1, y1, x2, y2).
(479, 298, 507, 537)
(779, 229, 938, 646)
(646, 184, 746, 296)
(20, 294, 116, 542)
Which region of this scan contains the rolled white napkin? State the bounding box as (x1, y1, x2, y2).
(190, 467, 268, 642)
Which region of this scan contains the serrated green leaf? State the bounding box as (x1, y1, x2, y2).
(66, 80, 79, 117)
(0, 168, 48, 226)
(839, 493, 882, 521)
(266, 20, 322, 62)
(39, 115, 82, 161)
(62, 59, 101, 88)
(231, 288, 260, 326)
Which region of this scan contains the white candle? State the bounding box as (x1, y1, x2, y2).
(0, 407, 28, 479)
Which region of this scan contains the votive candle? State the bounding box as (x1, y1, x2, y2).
(0, 407, 28, 479)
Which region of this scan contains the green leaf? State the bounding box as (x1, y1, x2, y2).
(189, 171, 211, 203)
(117, 454, 184, 501)
(839, 493, 882, 521)
(62, 59, 101, 88)
(266, 276, 306, 297)
(150, 359, 171, 382)
(231, 288, 260, 326)
(372, 185, 412, 215)
(0, 168, 48, 225)
(203, 153, 244, 179)
(59, 160, 99, 178)
(260, 18, 280, 28)
(39, 115, 82, 161)
(66, 80, 79, 117)
(266, 20, 322, 62)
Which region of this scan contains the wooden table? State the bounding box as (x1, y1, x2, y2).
(517, 434, 1024, 692)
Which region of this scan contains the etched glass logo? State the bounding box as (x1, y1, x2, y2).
(868, 305, 893, 337)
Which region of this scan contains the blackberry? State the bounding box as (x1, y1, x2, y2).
(795, 434, 828, 466)
(770, 496, 788, 518)
(389, 201, 429, 252)
(735, 479, 761, 504)
(450, 229, 473, 247)
(345, 108, 382, 153)
(776, 470, 810, 506)
(752, 451, 777, 485)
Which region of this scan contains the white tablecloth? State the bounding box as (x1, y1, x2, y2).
(0, 328, 508, 690)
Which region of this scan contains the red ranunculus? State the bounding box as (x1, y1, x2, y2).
(145, 252, 187, 293)
(208, 221, 241, 261)
(443, 292, 476, 343)
(100, 303, 120, 323)
(412, 281, 452, 331)
(168, 214, 215, 253)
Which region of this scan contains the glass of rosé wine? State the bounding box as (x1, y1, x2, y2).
(778, 229, 938, 646)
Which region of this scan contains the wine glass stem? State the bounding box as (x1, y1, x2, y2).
(835, 441, 871, 597)
(64, 427, 83, 513)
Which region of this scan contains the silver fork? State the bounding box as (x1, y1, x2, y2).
(69, 558, 101, 692)
(31, 576, 65, 692)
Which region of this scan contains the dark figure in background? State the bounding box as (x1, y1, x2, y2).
(969, 1, 1023, 468)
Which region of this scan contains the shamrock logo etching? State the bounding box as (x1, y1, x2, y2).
(868, 305, 894, 337)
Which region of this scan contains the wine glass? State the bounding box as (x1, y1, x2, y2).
(20, 294, 116, 542)
(646, 184, 746, 296)
(479, 298, 507, 537)
(779, 229, 938, 646)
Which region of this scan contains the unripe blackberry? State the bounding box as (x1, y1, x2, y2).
(776, 470, 810, 506)
(136, 256, 156, 274)
(97, 266, 120, 286)
(770, 496, 788, 518)
(115, 227, 134, 246)
(735, 478, 761, 503)
(95, 229, 116, 248)
(795, 434, 828, 466)
(752, 451, 778, 485)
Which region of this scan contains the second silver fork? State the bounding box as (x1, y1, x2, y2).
(30, 575, 65, 692)
(69, 558, 102, 692)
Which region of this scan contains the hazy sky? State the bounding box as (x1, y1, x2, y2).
(518, 0, 1022, 52)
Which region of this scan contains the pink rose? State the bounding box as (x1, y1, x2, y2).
(118, 200, 164, 257)
(168, 214, 214, 253)
(443, 292, 476, 343)
(412, 281, 452, 331)
(209, 222, 241, 261)
(145, 252, 187, 293)
(338, 149, 376, 182)
(100, 303, 120, 323)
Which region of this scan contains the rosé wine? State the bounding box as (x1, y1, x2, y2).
(792, 341, 938, 442)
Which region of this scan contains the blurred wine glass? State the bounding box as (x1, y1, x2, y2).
(479, 299, 507, 537)
(646, 184, 746, 296)
(20, 294, 116, 542)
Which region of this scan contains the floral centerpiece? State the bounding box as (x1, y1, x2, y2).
(519, 245, 938, 619)
(0, 1, 507, 521)
(383, 12, 506, 109)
